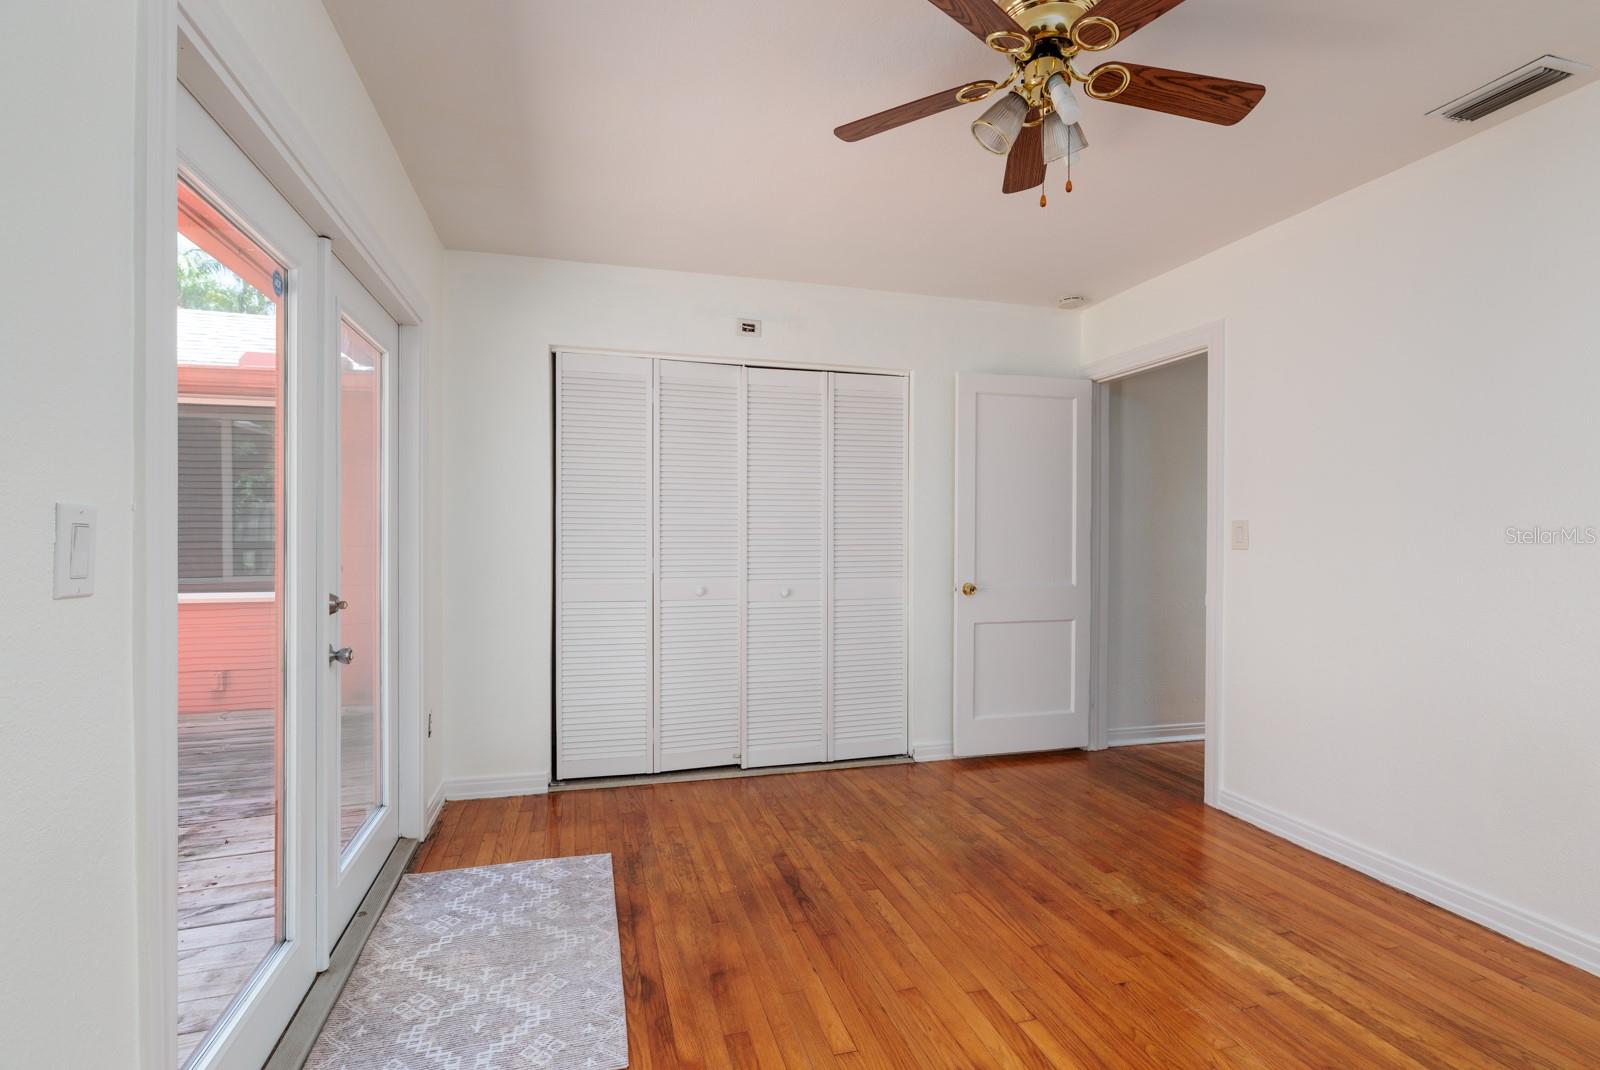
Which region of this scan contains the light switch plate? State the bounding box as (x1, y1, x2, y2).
(1231, 520, 1250, 550)
(54, 503, 96, 598)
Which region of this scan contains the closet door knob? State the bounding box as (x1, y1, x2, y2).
(696, 585, 708, 597)
(780, 588, 793, 599)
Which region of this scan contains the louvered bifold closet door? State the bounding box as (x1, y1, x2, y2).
(744, 368, 828, 767)
(556, 353, 653, 778)
(656, 360, 742, 772)
(830, 373, 909, 759)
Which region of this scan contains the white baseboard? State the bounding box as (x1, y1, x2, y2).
(423, 782, 447, 837)
(442, 771, 551, 802)
(1107, 722, 1205, 747)
(910, 740, 956, 762)
(1218, 789, 1600, 978)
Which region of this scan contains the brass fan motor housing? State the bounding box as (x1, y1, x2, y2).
(1001, 0, 1098, 34)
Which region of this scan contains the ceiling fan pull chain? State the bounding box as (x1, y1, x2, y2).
(1040, 163, 1048, 208)
(1066, 149, 1073, 194)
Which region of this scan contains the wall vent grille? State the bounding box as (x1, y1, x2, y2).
(1430, 56, 1589, 123)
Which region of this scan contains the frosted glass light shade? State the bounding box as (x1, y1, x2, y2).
(1046, 75, 1082, 126)
(971, 92, 1028, 155)
(1041, 113, 1088, 164)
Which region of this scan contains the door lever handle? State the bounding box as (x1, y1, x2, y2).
(329, 645, 354, 665)
(328, 593, 349, 614)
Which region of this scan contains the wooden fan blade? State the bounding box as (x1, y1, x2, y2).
(1089, 63, 1266, 126)
(924, 0, 1028, 42)
(1001, 121, 1045, 194)
(1073, 0, 1189, 47)
(834, 84, 977, 142)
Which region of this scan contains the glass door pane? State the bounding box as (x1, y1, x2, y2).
(336, 320, 385, 850)
(175, 178, 285, 1065)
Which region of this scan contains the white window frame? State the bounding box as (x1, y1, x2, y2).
(176, 400, 279, 593)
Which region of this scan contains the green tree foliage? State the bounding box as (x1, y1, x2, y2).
(178, 246, 273, 314)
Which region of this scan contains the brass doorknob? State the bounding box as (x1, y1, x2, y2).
(961, 582, 978, 596)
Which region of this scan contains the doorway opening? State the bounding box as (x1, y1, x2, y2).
(1086, 325, 1226, 806)
(1101, 354, 1208, 749)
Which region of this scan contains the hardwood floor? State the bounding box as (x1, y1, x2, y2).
(412, 744, 1600, 1069)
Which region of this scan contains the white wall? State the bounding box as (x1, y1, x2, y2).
(441, 253, 1076, 790)
(0, 2, 143, 1064)
(1105, 356, 1208, 744)
(0, 1, 443, 1063)
(1079, 82, 1600, 969)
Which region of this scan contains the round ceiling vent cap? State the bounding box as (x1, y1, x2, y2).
(1058, 295, 1089, 310)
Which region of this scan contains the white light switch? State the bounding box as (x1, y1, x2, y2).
(54, 503, 96, 598)
(1231, 520, 1250, 550)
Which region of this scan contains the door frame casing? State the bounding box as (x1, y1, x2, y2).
(1081, 321, 1227, 807)
(135, 2, 432, 1066)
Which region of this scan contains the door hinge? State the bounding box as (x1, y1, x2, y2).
(427, 710, 433, 738)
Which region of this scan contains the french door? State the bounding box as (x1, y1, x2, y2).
(320, 260, 400, 954)
(175, 86, 397, 1069)
(176, 84, 319, 1070)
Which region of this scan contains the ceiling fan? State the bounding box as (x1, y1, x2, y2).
(834, 1, 1266, 203)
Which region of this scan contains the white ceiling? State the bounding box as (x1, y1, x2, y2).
(323, 0, 1599, 307)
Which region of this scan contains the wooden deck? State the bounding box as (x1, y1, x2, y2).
(415, 743, 1600, 1068)
(177, 708, 276, 1064)
(176, 706, 376, 1065)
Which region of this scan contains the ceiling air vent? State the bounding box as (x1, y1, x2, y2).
(1429, 56, 1590, 123)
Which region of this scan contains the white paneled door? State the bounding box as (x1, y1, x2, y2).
(830, 373, 908, 760)
(555, 353, 654, 778)
(656, 360, 742, 771)
(743, 368, 829, 768)
(954, 374, 1093, 757)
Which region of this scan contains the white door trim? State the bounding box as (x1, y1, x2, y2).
(1081, 321, 1227, 807)
(134, 5, 181, 1068)
(136, 2, 431, 1065)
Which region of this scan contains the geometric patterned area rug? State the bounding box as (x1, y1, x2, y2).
(305, 854, 628, 1069)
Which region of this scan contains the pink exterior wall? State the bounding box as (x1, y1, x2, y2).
(173, 350, 383, 716)
(177, 344, 281, 717)
(177, 598, 278, 714)
(338, 360, 382, 709)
